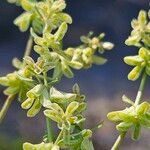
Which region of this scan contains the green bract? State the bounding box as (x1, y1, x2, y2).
(124, 47, 150, 81)
(125, 10, 150, 47)
(107, 95, 150, 140)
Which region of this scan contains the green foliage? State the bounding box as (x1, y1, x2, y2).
(0, 0, 114, 150)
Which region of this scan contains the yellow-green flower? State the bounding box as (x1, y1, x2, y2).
(124, 47, 150, 81)
(21, 84, 51, 117)
(0, 70, 34, 101)
(44, 101, 86, 129)
(107, 96, 150, 140)
(125, 10, 150, 47)
(13, 0, 72, 33)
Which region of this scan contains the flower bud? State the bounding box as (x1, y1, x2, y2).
(102, 42, 114, 50)
(54, 22, 68, 41)
(14, 12, 32, 32)
(128, 66, 142, 81)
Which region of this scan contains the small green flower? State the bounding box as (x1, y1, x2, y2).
(21, 84, 51, 117)
(125, 10, 150, 47)
(0, 70, 34, 101)
(50, 87, 77, 104)
(44, 101, 85, 129)
(13, 0, 72, 33)
(80, 32, 114, 53)
(124, 47, 150, 81)
(23, 142, 59, 150)
(107, 96, 150, 140)
(24, 56, 56, 74)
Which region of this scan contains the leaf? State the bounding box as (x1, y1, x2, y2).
(72, 83, 80, 94)
(69, 61, 83, 70)
(124, 56, 143, 66)
(128, 66, 143, 81)
(27, 84, 43, 99)
(137, 102, 149, 115)
(76, 102, 87, 113)
(107, 111, 123, 122)
(21, 0, 35, 11)
(0, 77, 9, 86)
(81, 138, 94, 150)
(21, 98, 34, 109)
(12, 57, 23, 69)
(14, 12, 32, 32)
(116, 122, 133, 132)
(40, 88, 51, 108)
(61, 61, 74, 78)
(140, 114, 150, 128)
(66, 102, 79, 115)
(139, 47, 149, 60)
(50, 87, 76, 103)
(44, 109, 62, 123)
(27, 99, 41, 117)
(92, 55, 107, 65)
(54, 22, 68, 41)
(132, 124, 141, 141)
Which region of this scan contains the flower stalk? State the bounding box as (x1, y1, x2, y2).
(0, 95, 15, 123)
(111, 71, 148, 150)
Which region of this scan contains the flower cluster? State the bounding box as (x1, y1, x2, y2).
(107, 9, 150, 149)
(125, 10, 150, 48)
(124, 47, 150, 81)
(107, 95, 150, 140)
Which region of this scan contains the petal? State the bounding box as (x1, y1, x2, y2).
(116, 122, 133, 132)
(128, 66, 143, 81)
(132, 124, 141, 141)
(137, 102, 149, 115)
(66, 101, 79, 115)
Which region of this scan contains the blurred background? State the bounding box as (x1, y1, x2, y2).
(0, 0, 150, 149)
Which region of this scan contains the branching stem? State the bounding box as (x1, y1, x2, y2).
(111, 71, 148, 150)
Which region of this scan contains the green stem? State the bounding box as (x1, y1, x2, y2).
(55, 130, 63, 144)
(23, 35, 33, 58)
(135, 71, 147, 105)
(43, 72, 54, 142)
(111, 132, 126, 150)
(111, 71, 148, 150)
(0, 95, 15, 124)
(46, 117, 54, 142)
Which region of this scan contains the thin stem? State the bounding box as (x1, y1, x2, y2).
(135, 71, 147, 105)
(0, 95, 15, 124)
(111, 132, 126, 150)
(23, 35, 33, 58)
(55, 130, 63, 144)
(44, 72, 54, 142)
(111, 71, 148, 150)
(46, 117, 54, 142)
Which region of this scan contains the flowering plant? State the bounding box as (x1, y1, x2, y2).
(0, 0, 113, 149)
